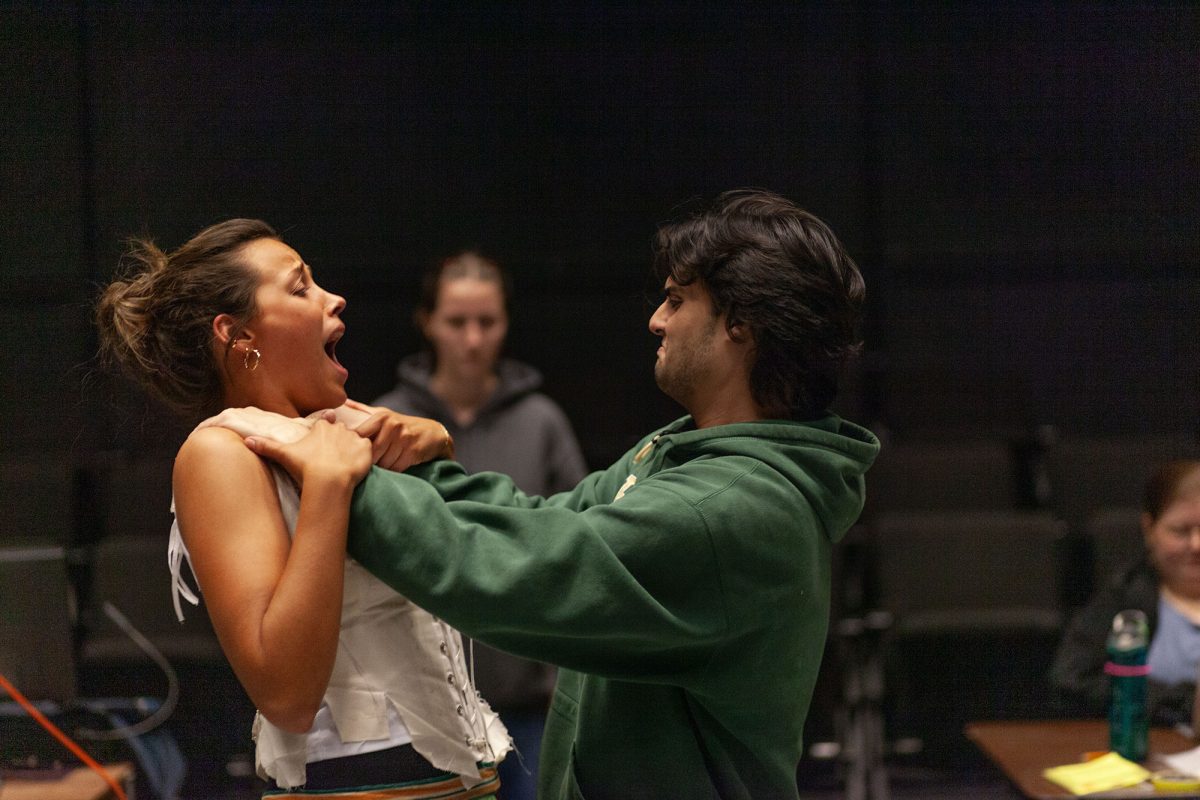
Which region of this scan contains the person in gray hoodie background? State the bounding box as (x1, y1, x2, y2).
(373, 250, 587, 800)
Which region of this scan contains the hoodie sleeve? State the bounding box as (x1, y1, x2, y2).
(346, 458, 731, 681)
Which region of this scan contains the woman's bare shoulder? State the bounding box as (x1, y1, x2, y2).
(172, 421, 281, 541)
(174, 424, 265, 487)
(178, 423, 254, 460)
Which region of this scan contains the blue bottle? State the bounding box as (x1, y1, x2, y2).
(1106, 609, 1149, 761)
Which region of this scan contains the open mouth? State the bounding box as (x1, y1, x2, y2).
(325, 329, 348, 378)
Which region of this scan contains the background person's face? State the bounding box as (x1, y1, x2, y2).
(423, 276, 508, 380)
(1145, 492, 1200, 597)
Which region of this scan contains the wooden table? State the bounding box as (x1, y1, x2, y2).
(0, 763, 134, 800)
(966, 720, 1198, 799)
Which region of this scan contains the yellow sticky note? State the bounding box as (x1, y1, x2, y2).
(1043, 751, 1151, 796)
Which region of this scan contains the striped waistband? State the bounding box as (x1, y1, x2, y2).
(263, 764, 500, 799)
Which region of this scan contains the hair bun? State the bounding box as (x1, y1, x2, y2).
(96, 241, 162, 376)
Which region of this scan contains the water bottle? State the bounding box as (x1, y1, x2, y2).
(1106, 609, 1149, 761)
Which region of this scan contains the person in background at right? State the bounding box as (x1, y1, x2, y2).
(373, 250, 588, 799)
(1051, 460, 1200, 725)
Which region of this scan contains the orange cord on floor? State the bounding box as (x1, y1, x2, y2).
(0, 671, 128, 800)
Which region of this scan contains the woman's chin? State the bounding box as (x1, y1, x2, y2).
(1169, 573, 1200, 597)
(302, 389, 348, 416)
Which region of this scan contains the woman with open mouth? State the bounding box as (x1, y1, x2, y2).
(95, 218, 510, 799)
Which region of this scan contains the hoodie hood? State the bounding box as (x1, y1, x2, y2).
(641, 415, 879, 544)
(389, 352, 544, 427)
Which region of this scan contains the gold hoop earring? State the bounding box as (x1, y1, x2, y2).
(243, 347, 261, 371)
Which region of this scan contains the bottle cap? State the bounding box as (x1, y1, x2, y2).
(1151, 772, 1200, 792)
(1109, 609, 1150, 651)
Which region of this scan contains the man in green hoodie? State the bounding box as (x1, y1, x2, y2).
(250, 189, 879, 800)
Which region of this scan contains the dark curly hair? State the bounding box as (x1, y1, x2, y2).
(653, 189, 865, 420)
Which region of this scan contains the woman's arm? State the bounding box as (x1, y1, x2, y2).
(172, 420, 371, 733)
(343, 399, 454, 472)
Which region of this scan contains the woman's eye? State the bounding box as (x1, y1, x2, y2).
(293, 285, 308, 297)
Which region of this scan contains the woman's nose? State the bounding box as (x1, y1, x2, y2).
(464, 323, 484, 347)
(328, 291, 346, 316)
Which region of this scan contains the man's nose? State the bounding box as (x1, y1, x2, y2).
(648, 302, 667, 335)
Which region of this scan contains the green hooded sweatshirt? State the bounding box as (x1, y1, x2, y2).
(347, 414, 879, 800)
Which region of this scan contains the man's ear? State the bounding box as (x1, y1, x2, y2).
(727, 319, 752, 345)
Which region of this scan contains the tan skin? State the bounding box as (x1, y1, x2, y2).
(173, 238, 451, 733)
(647, 277, 765, 428)
(1144, 485, 1200, 625)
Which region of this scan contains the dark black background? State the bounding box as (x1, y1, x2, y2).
(3, 0, 1198, 501)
